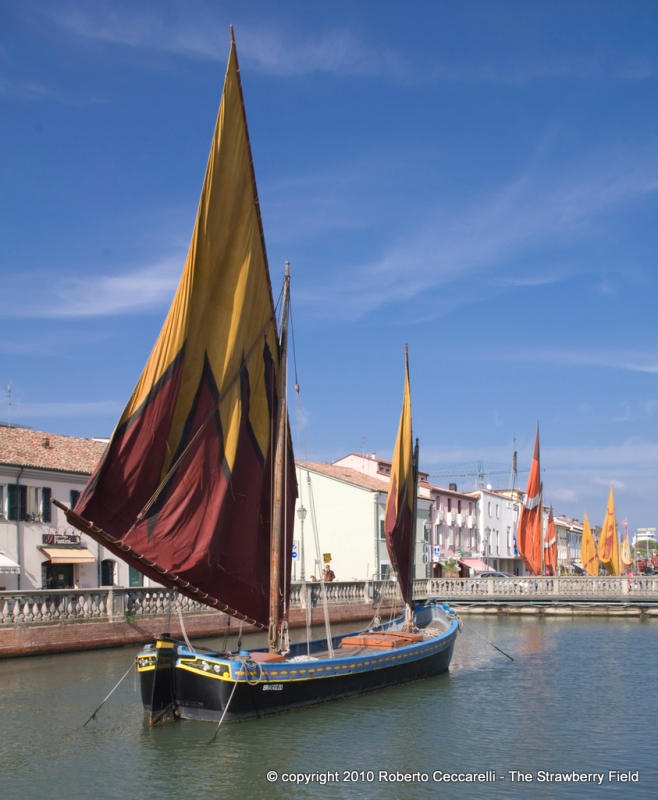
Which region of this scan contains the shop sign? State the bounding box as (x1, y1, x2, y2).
(42, 533, 82, 545)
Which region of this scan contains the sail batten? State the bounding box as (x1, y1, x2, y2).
(68, 40, 296, 629)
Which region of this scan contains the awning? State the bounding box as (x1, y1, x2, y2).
(459, 557, 491, 573)
(0, 553, 21, 574)
(39, 547, 96, 564)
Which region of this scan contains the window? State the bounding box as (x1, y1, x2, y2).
(507, 526, 512, 550)
(496, 503, 500, 519)
(5, 484, 51, 522)
(468, 502, 473, 515)
(487, 502, 492, 517)
(457, 500, 462, 513)
(101, 560, 116, 586)
(447, 498, 452, 512)
(128, 566, 143, 587)
(379, 519, 386, 540)
(0, 485, 4, 518)
(437, 526, 443, 546)
(70, 490, 80, 509)
(380, 563, 391, 579)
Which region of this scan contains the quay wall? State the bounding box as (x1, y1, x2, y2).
(0, 602, 387, 659)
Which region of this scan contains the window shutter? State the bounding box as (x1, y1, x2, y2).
(19, 486, 27, 521)
(70, 489, 80, 509)
(7, 484, 17, 521)
(42, 488, 52, 522)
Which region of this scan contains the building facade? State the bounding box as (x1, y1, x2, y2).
(0, 426, 154, 591)
(294, 459, 432, 582)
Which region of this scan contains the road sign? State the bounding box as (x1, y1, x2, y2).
(292, 540, 299, 561)
(323, 553, 332, 564)
(432, 545, 441, 563)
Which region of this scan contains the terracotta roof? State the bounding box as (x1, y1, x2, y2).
(296, 462, 390, 492)
(0, 426, 106, 475)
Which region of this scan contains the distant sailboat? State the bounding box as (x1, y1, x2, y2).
(517, 426, 543, 575)
(598, 487, 620, 576)
(580, 512, 599, 575)
(543, 505, 557, 576)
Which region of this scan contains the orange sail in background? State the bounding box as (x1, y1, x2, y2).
(544, 505, 557, 576)
(580, 513, 599, 575)
(517, 426, 543, 575)
(598, 487, 620, 576)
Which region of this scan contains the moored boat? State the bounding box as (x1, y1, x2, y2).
(137, 603, 458, 723)
(54, 31, 459, 725)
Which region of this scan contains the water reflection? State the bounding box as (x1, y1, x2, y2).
(1, 618, 657, 798)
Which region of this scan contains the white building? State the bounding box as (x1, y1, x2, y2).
(554, 515, 584, 574)
(469, 488, 523, 575)
(0, 425, 153, 590)
(293, 459, 431, 582)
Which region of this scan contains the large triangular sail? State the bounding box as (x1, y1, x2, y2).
(384, 348, 417, 614)
(598, 487, 619, 576)
(57, 39, 296, 630)
(517, 426, 543, 575)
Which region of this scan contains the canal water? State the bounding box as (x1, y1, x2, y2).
(1, 617, 656, 799)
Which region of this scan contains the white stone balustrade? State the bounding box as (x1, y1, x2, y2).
(2, 577, 658, 626)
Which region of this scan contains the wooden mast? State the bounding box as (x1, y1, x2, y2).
(269, 261, 291, 653)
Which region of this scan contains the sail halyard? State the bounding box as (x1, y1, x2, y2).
(56, 38, 296, 630)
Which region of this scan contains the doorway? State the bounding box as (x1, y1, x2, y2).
(42, 562, 74, 589)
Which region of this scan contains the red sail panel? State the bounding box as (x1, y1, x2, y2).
(68, 42, 296, 629)
(517, 427, 542, 575)
(384, 351, 415, 607)
(544, 506, 557, 576)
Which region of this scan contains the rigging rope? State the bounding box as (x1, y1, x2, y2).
(290, 296, 334, 656)
(176, 595, 195, 653)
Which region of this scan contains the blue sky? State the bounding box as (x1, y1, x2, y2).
(2, 0, 658, 530)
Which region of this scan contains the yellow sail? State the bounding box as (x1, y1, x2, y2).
(580, 512, 599, 576)
(620, 524, 632, 569)
(597, 487, 620, 576)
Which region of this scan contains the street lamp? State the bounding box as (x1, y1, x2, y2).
(297, 505, 307, 581)
(483, 527, 491, 567)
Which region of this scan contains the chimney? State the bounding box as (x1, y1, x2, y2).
(449, 483, 457, 491)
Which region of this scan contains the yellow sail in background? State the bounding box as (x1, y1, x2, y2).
(620, 523, 632, 569)
(598, 487, 620, 576)
(580, 513, 599, 576)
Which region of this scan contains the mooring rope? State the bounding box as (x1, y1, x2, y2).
(207, 679, 239, 744)
(83, 661, 135, 727)
(458, 615, 514, 661)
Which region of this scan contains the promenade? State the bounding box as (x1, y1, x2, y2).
(2, 576, 657, 657)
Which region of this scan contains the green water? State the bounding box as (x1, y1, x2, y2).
(1, 617, 656, 799)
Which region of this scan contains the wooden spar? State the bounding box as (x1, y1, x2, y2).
(405, 437, 419, 631)
(269, 261, 291, 653)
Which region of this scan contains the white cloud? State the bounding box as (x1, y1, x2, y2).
(41, 2, 407, 79)
(513, 348, 658, 375)
(13, 401, 122, 419)
(294, 143, 658, 319)
(2, 259, 181, 319)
